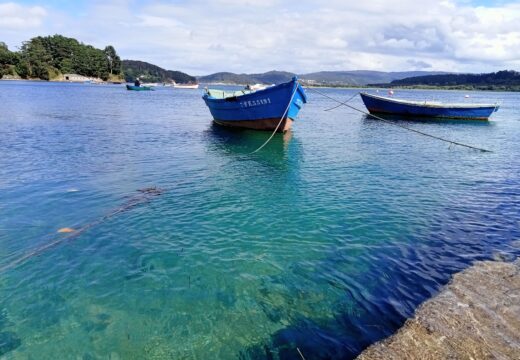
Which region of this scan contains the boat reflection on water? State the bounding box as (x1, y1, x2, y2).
(203, 122, 297, 167)
(361, 114, 495, 127)
(358, 114, 494, 154)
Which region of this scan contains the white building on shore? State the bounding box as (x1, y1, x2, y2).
(63, 74, 99, 82)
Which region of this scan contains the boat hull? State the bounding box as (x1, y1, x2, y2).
(126, 85, 153, 91)
(203, 77, 307, 132)
(360, 93, 498, 120)
(214, 117, 293, 132)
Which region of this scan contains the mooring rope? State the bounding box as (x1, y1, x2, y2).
(323, 91, 359, 112)
(0, 187, 164, 273)
(248, 83, 299, 154)
(305, 87, 493, 153)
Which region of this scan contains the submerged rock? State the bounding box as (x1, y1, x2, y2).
(137, 186, 164, 196)
(357, 258, 520, 359)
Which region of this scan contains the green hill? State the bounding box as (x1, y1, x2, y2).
(0, 35, 196, 84)
(301, 70, 448, 86)
(122, 60, 196, 84)
(381, 70, 520, 91)
(0, 35, 122, 81)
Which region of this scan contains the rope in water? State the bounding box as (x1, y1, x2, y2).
(305, 87, 493, 153)
(0, 187, 164, 273)
(248, 83, 299, 154)
(323, 91, 359, 112)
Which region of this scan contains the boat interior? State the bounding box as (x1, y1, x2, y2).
(205, 89, 256, 99)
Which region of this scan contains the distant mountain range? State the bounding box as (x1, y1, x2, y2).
(197, 71, 295, 85)
(197, 70, 448, 86)
(122, 60, 196, 84)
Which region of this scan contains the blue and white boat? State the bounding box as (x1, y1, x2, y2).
(202, 77, 307, 132)
(360, 92, 499, 120)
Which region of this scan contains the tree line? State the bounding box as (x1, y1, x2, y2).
(122, 60, 196, 84)
(386, 70, 520, 90)
(0, 35, 122, 81)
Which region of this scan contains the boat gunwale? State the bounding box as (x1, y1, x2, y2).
(203, 78, 307, 104)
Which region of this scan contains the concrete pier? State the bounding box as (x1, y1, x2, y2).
(358, 258, 520, 360)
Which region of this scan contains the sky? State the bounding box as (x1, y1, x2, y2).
(0, 0, 519, 75)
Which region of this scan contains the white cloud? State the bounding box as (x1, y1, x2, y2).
(2, 0, 520, 74)
(0, 2, 47, 30)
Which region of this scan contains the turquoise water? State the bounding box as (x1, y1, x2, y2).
(0, 81, 519, 359)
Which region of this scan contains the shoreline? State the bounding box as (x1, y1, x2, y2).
(0, 78, 123, 85)
(2, 78, 518, 92)
(357, 257, 520, 359)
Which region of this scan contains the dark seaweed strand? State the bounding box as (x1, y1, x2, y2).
(0, 187, 164, 273)
(305, 87, 493, 153)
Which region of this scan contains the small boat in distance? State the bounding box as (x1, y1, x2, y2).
(126, 85, 154, 91)
(173, 83, 199, 89)
(360, 92, 499, 120)
(202, 77, 307, 132)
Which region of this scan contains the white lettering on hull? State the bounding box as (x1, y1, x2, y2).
(240, 98, 271, 108)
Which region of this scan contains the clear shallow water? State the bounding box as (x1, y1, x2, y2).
(0, 81, 519, 359)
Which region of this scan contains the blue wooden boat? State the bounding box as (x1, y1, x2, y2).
(202, 77, 307, 132)
(126, 85, 154, 91)
(360, 92, 499, 120)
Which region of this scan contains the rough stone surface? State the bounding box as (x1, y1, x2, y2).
(357, 259, 520, 360)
